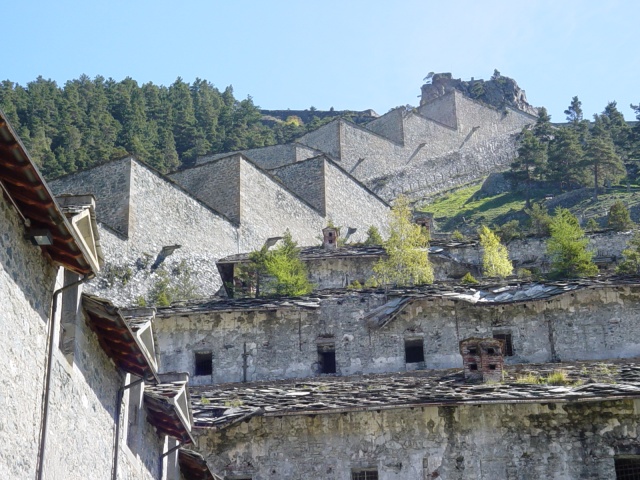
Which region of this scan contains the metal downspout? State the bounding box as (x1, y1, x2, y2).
(36, 273, 88, 480)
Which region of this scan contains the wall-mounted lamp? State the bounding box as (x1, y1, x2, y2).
(26, 228, 53, 246)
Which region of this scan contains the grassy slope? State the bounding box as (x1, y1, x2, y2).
(419, 180, 640, 233)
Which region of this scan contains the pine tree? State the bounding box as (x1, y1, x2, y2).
(617, 231, 640, 275)
(564, 96, 590, 142)
(547, 127, 587, 189)
(584, 116, 626, 199)
(363, 225, 384, 246)
(479, 225, 513, 279)
(608, 200, 634, 231)
(546, 208, 598, 279)
(511, 129, 546, 205)
(373, 195, 433, 287)
(261, 230, 312, 297)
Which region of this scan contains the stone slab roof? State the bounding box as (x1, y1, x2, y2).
(190, 360, 640, 429)
(217, 245, 387, 264)
(154, 276, 640, 317)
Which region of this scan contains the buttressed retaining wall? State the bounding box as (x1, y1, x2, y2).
(215, 90, 535, 201)
(51, 157, 239, 306)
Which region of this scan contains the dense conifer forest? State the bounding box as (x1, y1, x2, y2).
(0, 76, 331, 178)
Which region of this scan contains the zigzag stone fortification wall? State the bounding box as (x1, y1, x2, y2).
(202, 88, 536, 201)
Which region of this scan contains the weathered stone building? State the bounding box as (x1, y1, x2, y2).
(0, 112, 210, 480)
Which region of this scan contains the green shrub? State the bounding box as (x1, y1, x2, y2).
(461, 272, 479, 285)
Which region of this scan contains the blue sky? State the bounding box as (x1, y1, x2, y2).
(5, 1, 639, 120)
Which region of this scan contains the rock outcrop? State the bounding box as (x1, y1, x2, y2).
(421, 72, 538, 116)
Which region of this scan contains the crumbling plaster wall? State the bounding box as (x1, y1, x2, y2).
(200, 400, 640, 480)
(155, 285, 640, 384)
(0, 193, 161, 479)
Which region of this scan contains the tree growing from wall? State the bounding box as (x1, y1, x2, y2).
(363, 225, 384, 245)
(241, 230, 312, 298)
(479, 225, 513, 279)
(373, 195, 433, 287)
(546, 208, 598, 279)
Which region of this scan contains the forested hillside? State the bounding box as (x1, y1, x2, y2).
(0, 76, 333, 178)
(510, 98, 640, 202)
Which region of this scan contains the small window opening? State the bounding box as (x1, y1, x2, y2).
(493, 333, 514, 356)
(318, 344, 336, 374)
(489, 364, 497, 370)
(405, 338, 425, 363)
(469, 363, 478, 371)
(615, 456, 640, 479)
(195, 351, 212, 376)
(352, 469, 379, 480)
(468, 347, 478, 355)
(487, 347, 495, 355)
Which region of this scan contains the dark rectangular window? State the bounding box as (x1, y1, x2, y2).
(352, 470, 378, 480)
(405, 338, 425, 363)
(615, 457, 640, 479)
(493, 333, 514, 356)
(195, 351, 212, 376)
(317, 344, 336, 374)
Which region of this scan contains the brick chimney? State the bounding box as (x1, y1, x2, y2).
(322, 227, 339, 250)
(459, 338, 504, 383)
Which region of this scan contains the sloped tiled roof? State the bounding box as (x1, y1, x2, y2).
(190, 360, 640, 429)
(0, 110, 97, 275)
(82, 295, 159, 381)
(144, 379, 195, 444)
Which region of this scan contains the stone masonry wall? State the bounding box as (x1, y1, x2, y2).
(364, 108, 406, 145)
(155, 284, 640, 385)
(237, 158, 325, 251)
(0, 191, 161, 479)
(271, 156, 326, 213)
(94, 160, 238, 306)
(54, 158, 239, 307)
(169, 155, 241, 224)
(196, 143, 319, 169)
(200, 399, 640, 480)
(50, 158, 132, 236)
(1, 187, 58, 479)
(296, 120, 342, 160)
(323, 160, 390, 244)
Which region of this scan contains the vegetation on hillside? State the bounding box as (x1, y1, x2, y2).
(0, 76, 339, 178)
